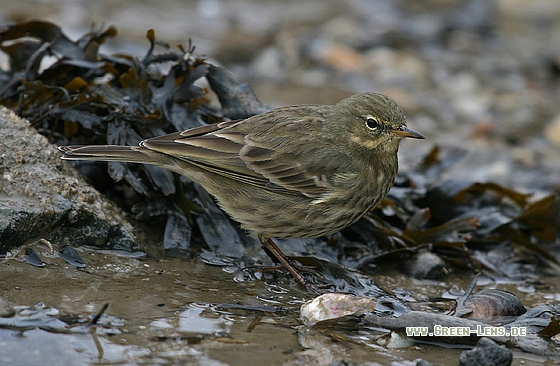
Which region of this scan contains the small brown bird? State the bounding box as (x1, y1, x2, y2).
(59, 92, 423, 287)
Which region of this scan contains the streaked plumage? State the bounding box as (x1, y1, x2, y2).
(59, 92, 423, 286)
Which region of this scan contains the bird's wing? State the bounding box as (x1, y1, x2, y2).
(141, 120, 270, 187)
(142, 116, 353, 198)
(237, 139, 351, 198)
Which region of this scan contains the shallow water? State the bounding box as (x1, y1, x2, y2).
(2, 0, 560, 364)
(1, 244, 557, 365)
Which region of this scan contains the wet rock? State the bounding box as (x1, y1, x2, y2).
(308, 39, 367, 73)
(415, 360, 435, 366)
(496, 0, 560, 20)
(403, 250, 447, 280)
(459, 337, 512, 366)
(365, 48, 428, 87)
(0, 107, 137, 255)
(544, 113, 560, 147)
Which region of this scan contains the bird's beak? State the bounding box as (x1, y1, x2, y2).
(394, 125, 425, 139)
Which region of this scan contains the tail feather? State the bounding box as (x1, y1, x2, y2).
(58, 145, 162, 165)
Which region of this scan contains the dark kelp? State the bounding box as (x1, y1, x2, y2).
(1, 21, 559, 289)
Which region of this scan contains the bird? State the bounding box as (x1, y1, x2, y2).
(59, 92, 424, 288)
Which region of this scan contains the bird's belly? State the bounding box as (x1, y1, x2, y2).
(212, 187, 380, 239)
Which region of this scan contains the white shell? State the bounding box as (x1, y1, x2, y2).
(300, 293, 376, 326)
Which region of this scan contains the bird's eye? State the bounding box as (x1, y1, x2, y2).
(366, 118, 379, 130)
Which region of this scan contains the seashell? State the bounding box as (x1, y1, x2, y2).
(300, 293, 376, 326)
(456, 289, 527, 319)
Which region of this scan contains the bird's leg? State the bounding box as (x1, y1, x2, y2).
(258, 235, 308, 288)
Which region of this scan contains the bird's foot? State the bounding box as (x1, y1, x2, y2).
(258, 235, 323, 294)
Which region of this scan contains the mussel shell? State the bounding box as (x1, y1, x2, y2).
(461, 289, 526, 319)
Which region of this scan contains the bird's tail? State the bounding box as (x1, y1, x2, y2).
(58, 145, 162, 165)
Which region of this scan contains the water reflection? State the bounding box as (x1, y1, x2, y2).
(178, 306, 231, 334)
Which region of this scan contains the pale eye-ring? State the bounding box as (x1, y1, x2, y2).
(366, 117, 379, 130)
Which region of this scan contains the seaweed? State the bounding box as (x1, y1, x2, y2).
(1, 21, 558, 285)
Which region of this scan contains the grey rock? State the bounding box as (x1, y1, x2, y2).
(459, 337, 512, 366)
(0, 107, 137, 255)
